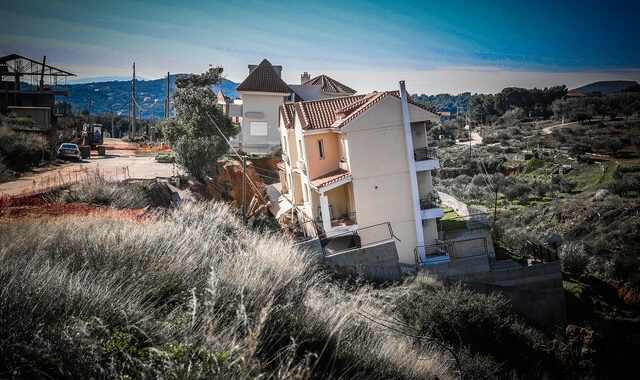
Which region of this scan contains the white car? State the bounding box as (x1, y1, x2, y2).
(57, 143, 82, 161)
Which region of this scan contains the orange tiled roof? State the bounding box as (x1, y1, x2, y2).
(303, 74, 356, 95)
(289, 90, 437, 131)
(295, 94, 367, 130)
(310, 168, 351, 189)
(280, 103, 296, 129)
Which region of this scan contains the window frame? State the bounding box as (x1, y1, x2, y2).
(318, 139, 325, 160)
(249, 121, 269, 136)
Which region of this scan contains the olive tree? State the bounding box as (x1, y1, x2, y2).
(160, 67, 238, 178)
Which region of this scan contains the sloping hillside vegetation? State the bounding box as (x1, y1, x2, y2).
(0, 201, 453, 379)
(2, 181, 631, 378)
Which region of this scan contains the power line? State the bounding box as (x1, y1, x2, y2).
(203, 111, 268, 206)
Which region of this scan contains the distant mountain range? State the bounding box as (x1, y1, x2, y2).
(57, 77, 637, 119)
(58, 75, 239, 120)
(570, 80, 638, 95)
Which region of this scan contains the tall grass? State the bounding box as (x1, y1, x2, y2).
(0, 202, 451, 379)
(61, 179, 150, 209)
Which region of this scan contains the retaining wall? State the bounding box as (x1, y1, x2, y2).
(324, 240, 402, 282)
(423, 260, 566, 327)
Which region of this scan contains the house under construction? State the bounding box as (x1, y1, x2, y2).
(0, 53, 76, 129)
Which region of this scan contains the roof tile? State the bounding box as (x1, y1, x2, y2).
(310, 168, 351, 189)
(236, 59, 291, 94)
(303, 74, 356, 94)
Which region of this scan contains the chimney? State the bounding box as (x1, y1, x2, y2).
(301, 72, 310, 84)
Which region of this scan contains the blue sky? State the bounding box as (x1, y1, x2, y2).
(1, 0, 639, 94)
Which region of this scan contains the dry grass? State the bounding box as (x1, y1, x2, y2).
(0, 201, 452, 379)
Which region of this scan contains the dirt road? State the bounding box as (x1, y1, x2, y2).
(541, 121, 578, 135)
(0, 139, 177, 196)
(456, 131, 483, 146)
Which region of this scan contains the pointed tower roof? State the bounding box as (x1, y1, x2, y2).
(236, 58, 291, 94)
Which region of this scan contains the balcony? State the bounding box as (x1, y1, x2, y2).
(339, 160, 349, 171)
(414, 240, 452, 265)
(420, 192, 444, 220)
(414, 147, 439, 171)
(296, 159, 306, 174)
(318, 211, 358, 238)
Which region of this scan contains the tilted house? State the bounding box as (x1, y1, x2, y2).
(236, 59, 292, 154)
(234, 59, 356, 154)
(278, 82, 444, 265)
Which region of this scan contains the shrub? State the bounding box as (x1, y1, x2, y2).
(483, 135, 499, 144)
(394, 276, 549, 378)
(0, 126, 48, 171)
(504, 182, 532, 201)
(531, 180, 551, 197)
(63, 180, 150, 209)
(608, 176, 640, 196)
(559, 243, 591, 276)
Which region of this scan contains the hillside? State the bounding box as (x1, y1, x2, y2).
(571, 80, 638, 95)
(58, 76, 239, 119)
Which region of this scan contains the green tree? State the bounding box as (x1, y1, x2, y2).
(569, 142, 590, 161)
(161, 67, 238, 178)
(606, 138, 624, 156)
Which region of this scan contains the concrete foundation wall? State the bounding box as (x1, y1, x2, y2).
(423, 260, 566, 327)
(325, 240, 402, 282)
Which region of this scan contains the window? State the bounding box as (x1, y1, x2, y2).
(318, 139, 325, 159)
(249, 121, 268, 136)
(298, 140, 303, 158)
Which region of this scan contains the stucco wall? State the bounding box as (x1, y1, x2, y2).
(417, 170, 434, 197)
(342, 97, 416, 264)
(304, 131, 341, 179)
(239, 92, 286, 152)
(324, 184, 352, 217)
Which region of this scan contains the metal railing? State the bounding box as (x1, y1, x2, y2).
(508, 241, 559, 266)
(414, 236, 490, 266)
(320, 221, 400, 256)
(414, 147, 438, 161)
(280, 218, 319, 243)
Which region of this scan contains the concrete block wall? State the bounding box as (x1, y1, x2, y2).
(424, 261, 566, 327)
(325, 240, 402, 282)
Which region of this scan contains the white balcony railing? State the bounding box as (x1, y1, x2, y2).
(296, 159, 306, 173)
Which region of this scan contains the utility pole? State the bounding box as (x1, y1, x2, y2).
(242, 157, 247, 225)
(110, 106, 115, 138)
(166, 71, 170, 119)
(87, 95, 93, 123)
(493, 184, 499, 221)
(152, 99, 156, 123)
(131, 62, 136, 138)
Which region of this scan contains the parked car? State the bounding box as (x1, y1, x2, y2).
(57, 143, 82, 161)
